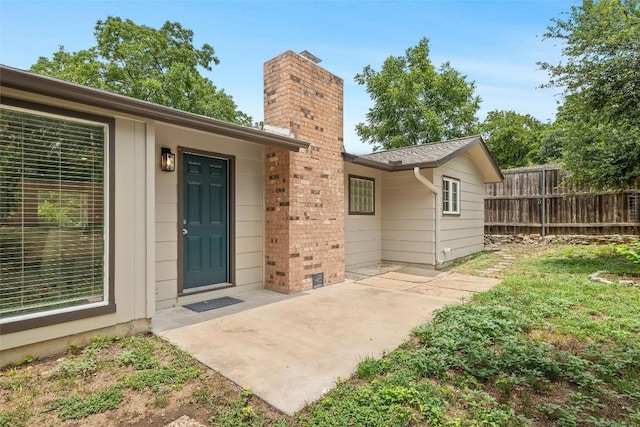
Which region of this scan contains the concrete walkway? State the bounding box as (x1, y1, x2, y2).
(155, 267, 499, 416)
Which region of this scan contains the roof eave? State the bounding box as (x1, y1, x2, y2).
(443, 137, 503, 182)
(344, 150, 455, 171)
(344, 136, 504, 183)
(477, 139, 505, 182)
(390, 161, 440, 171)
(0, 65, 309, 152)
(342, 152, 394, 171)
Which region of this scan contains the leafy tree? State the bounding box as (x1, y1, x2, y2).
(539, 0, 640, 189)
(478, 110, 549, 169)
(355, 37, 481, 150)
(31, 17, 251, 125)
(535, 124, 566, 166)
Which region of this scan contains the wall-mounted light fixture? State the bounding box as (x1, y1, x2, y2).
(161, 147, 175, 172)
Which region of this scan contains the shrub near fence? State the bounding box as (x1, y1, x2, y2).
(485, 165, 640, 236)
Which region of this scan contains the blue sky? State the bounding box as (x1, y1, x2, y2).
(0, 0, 576, 154)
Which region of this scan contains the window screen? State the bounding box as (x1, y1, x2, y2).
(1, 105, 108, 322)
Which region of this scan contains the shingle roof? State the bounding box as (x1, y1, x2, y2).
(359, 136, 482, 167)
(343, 135, 504, 182)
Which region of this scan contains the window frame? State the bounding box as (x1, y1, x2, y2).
(442, 176, 461, 215)
(348, 174, 375, 216)
(0, 98, 116, 335)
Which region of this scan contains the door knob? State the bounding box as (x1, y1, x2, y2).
(182, 228, 188, 235)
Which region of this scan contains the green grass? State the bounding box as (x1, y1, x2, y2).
(47, 387, 123, 420)
(448, 249, 502, 276)
(296, 244, 640, 426)
(2, 244, 639, 426)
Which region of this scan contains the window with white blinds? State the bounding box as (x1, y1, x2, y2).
(0, 104, 109, 324)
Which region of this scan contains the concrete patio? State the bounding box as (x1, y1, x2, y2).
(153, 265, 499, 416)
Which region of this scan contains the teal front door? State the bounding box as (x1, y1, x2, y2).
(182, 152, 229, 290)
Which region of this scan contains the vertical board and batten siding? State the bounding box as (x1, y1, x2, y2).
(485, 166, 640, 235)
(1, 89, 152, 352)
(344, 163, 382, 269)
(154, 123, 265, 310)
(381, 169, 435, 265)
(434, 153, 486, 262)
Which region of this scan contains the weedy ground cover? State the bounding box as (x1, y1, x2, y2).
(1, 244, 638, 426)
(0, 335, 284, 426)
(296, 245, 640, 426)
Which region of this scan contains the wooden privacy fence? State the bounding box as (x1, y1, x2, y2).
(485, 165, 640, 236)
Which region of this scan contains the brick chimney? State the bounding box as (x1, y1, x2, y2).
(263, 51, 345, 293)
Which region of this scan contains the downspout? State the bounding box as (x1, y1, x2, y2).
(413, 167, 443, 266)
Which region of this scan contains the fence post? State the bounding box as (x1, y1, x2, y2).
(541, 166, 546, 237)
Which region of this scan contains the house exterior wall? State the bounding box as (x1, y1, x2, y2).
(434, 153, 486, 263)
(344, 163, 382, 269)
(154, 123, 265, 310)
(263, 51, 345, 292)
(0, 88, 153, 362)
(381, 169, 436, 265)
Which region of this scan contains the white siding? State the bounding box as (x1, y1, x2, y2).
(434, 153, 485, 262)
(381, 170, 435, 265)
(344, 164, 382, 269)
(154, 123, 265, 309)
(375, 153, 486, 267)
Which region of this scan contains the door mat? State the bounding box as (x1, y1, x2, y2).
(183, 297, 243, 313)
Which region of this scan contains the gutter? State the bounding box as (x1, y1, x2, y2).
(413, 167, 443, 266)
(342, 152, 394, 171)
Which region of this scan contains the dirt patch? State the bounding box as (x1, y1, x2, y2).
(527, 327, 590, 354)
(589, 312, 609, 323)
(0, 335, 288, 427)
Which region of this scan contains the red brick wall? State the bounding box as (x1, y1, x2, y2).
(264, 51, 345, 293)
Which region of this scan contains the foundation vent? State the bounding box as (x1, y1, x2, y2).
(312, 272, 324, 289)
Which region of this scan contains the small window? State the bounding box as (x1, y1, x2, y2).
(442, 177, 460, 215)
(349, 175, 375, 215)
